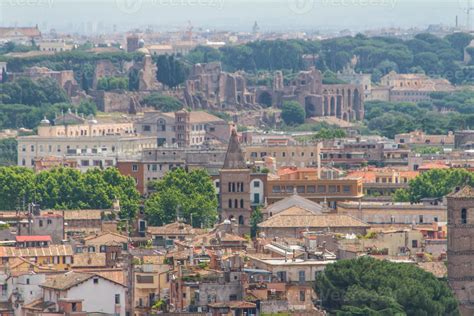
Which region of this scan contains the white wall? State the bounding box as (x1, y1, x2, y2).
(250, 179, 264, 205)
(9, 274, 46, 316)
(67, 277, 126, 316)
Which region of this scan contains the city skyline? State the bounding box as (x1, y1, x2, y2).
(1, 0, 471, 34)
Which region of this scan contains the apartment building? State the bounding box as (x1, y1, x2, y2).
(135, 110, 233, 147)
(17, 111, 157, 171)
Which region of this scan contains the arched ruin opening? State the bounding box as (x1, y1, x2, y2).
(258, 91, 272, 108)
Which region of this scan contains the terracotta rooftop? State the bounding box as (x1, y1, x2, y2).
(223, 130, 247, 169)
(418, 162, 449, 170)
(277, 167, 318, 177)
(44, 210, 103, 221)
(189, 111, 224, 123)
(264, 195, 325, 216)
(41, 271, 126, 290)
(83, 232, 128, 245)
(0, 245, 73, 257)
(72, 253, 107, 268)
(147, 221, 204, 236)
(15, 236, 52, 243)
(0, 26, 41, 37)
(259, 206, 369, 228)
(448, 186, 474, 198)
(208, 301, 256, 309)
(40, 272, 93, 291)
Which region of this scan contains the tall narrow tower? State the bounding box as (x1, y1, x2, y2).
(447, 185, 474, 315)
(218, 130, 251, 234)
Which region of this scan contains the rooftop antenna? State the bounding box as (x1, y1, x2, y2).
(466, 0, 474, 32)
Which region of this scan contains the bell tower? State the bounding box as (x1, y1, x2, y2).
(447, 185, 474, 315)
(218, 130, 251, 234)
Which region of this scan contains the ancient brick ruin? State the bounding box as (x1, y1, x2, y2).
(183, 62, 364, 121)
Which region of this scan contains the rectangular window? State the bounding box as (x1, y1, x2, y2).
(318, 185, 326, 193)
(419, 215, 423, 224)
(299, 290, 305, 302)
(297, 186, 305, 193)
(254, 193, 260, 204)
(329, 185, 337, 193)
(298, 270, 305, 283)
(343, 185, 351, 193)
(412, 240, 418, 248)
(132, 164, 138, 172)
(307, 186, 316, 193)
(115, 294, 120, 304)
(272, 186, 281, 193)
(143, 125, 151, 132)
(253, 181, 260, 188)
(276, 271, 287, 282)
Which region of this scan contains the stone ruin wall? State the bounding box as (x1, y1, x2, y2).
(183, 62, 364, 122)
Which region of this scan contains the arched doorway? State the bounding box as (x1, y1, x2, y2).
(353, 88, 361, 120)
(330, 97, 336, 116)
(258, 91, 272, 107)
(305, 100, 316, 118)
(336, 96, 342, 118)
(323, 97, 329, 116)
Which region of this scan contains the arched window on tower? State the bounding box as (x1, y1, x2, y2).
(228, 199, 232, 208)
(234, 199, 238, 208)
(240, 199, 244, 208)
(228, 183, 232, 192)
(462, 208, 468, 224)
(238, 215, 244, 225)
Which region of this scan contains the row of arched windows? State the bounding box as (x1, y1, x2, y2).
(228, 199, 244, 209)
(228, 182, 244, 193)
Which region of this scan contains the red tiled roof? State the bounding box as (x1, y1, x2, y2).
(15, 236, 52, 243)
(418, 162, 449, 170)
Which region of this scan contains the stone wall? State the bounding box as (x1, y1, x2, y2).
(183, 62, 364, 122)
(90, 90, 148, 113)
(260, 300, 289, 314)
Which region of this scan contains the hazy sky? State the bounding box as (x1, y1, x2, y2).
(0, 0, 470, 34)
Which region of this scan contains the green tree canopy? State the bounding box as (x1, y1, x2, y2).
(0, 138, 17, 166)
(0, 167, 140, 218)
(1, 77, 68, 106)
(154, 55, 188, 88)
(96, 76, 129, 91)
(316, 256, 458, 315)
(250, 207, 263, 238)
(281, 101, 305, 126)
(145, 168, 218, 227)
(395, 168, 474, 203)
(141, 93, 183, 112)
